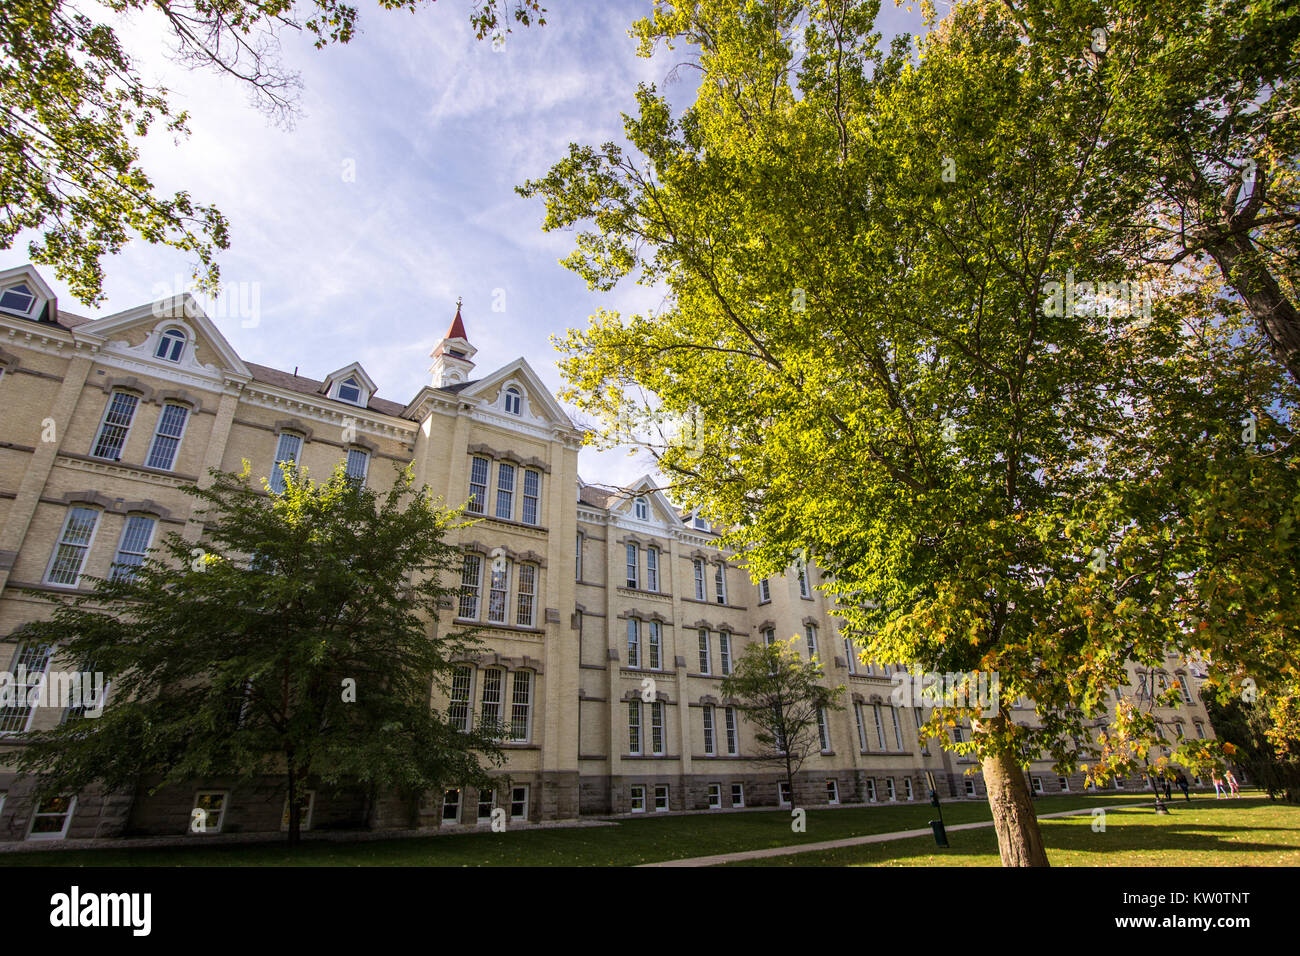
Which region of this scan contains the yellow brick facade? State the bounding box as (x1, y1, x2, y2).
(0, 264, 1220, 841)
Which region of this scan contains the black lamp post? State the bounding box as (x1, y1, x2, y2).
(926, 770, 949, 847)
(1143, 755, 1170, 815)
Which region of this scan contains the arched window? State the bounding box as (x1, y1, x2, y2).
(634, 496, 649, 520)
(504, 386, 522, 415)
(155, 328, 186, 362)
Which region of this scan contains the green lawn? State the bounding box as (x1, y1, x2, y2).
(725, 797, 1300, 866)
(0, 792, 1152, 867)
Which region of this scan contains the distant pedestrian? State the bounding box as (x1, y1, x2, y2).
(1175, 772, 1190, 802)
(1162, 777, 1172, 801)
(1225, 770, 1241, 798)
(1211, 772, 1226, 798)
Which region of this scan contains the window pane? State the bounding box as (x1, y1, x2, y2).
(91, 392, 139, 460)
(487, 561, 509, 623)
(522, 470, 540, 525)
(467, 457, 489, 515)
(110, 515, 156, 582)
(0, 642, 54, 733)
(509, 671, 532, 741)
(515, 564, 536, 627)
(270, 433, 302, 494)
(449, 666, 472, 731)
(495, 463, 515, 519)
(458, 554, 482, 619)
(345, 448, 369, 485)
(46, 507, 99, 586)
(146, 403, 189, 470)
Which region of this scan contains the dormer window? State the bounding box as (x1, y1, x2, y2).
(0, 283, 37, 317)
(634, 496, 649, 521)
(693, 514, 709, 531)
(155, 328, 186, 362)
(504, 386, 522, 415)
(337, 377, 362, 405)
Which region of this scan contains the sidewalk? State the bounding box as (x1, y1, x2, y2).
(639, 802, 1151, 867)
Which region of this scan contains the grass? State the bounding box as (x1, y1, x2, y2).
(0, 792, 1153, 867)
(724, 796, 1300, 866)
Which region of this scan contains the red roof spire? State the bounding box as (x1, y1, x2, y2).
(447, 297, 468, 341)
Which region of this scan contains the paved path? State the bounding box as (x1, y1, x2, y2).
(639, 802, 1151, 867)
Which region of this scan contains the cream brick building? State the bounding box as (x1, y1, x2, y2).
(0, 264, 1219, 841)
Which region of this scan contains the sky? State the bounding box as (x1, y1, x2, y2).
(16, 0, 926, 489)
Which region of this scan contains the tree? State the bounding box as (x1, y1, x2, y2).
(1204, 688, 1300, 803)
(14, 462, 502, 844)
(997, 0, 1300, 384)
(521, 0, 1297, 865)
(720, 637, 843, 808)
(0, 0, 547, 303)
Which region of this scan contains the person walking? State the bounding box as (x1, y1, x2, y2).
(1212, 772, 1226, 799)
(1175, 771, 1191, 802)
(1226, 770, 1241, 798)
(1162, 776, 1173, 801)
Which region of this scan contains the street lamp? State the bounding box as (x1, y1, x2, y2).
(926, 770, 949, 848)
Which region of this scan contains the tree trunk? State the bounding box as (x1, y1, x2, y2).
(1206, 236, 1300, 387)
(286, 759, 300, 847)
(981, 750, 1050, 867)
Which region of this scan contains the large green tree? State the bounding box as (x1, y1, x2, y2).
(15, 463, 501, 844)
(521, 0, 1298, 865)
(0, 0, 547, 303)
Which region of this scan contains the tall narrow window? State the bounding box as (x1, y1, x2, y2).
(575, 532, 583, 580)
(719, 631, 732, 675)
(0, 642, 54, 734)
(628, 701, 641, 754)
(798, 564, 811, 598)
(449, 666, 473, 731)
(844, 637, 858, 674)
(467, 457, 489, 515)
(873, 704, 887, 751)
(714, 563, 726, 604)
(805, 624, 819, 658)
(697, 629, 711, 674)
(504, 386, 522, 415)
(817, 708, 831, 751)
(651, 701, 665, 755)
(724, 707, 738, 755)
(487, 560, 510, 624)
(522, 469, 541, 525)
(91, 391, 139, 460)
(458, 553, 482, 619)
(515, 564, 536, 627)
(914, 707, 929, 754)
(495, 463, 515, 520)
(110, 515, 155, 582)
(646, 547, 658, 591)
(891, 707, 904, 751)
(443, 787, 461, 823)
(269, 432, 302, 494)
(634, 496, 649, 520)
(855, 703, 868, 751)
(480, 668, 503, 736)
(647, 621, 662, 670)
(702, 705, 715, 755)
(693, 559, 705, 600)
(45, 506, 100, 587)
(345, 448, 370, 487)
(759, 578, 770, 603)
(509, 671, 532, 742)
(626, 618, 641, 669)
(155, 328, 186, 362)
(626, 543, 639, 588)
(145, 403, 189, 470)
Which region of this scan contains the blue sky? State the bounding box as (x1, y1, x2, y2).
(20, 0, 925, 488)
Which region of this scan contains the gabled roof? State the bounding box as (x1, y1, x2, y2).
(245, 362, 407, 418)
(456, 357, 577, 432)
(87, 293, 252, 379)
(318, 361, 377, 397)
(0, 264, 58, 324)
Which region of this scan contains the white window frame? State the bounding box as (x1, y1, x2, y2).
(890, 707, 904, 751)
(719, 631, 732, 675)
(504, 386, 522, 415)
(904, 778, 915, 800)
(886, 777, 896, 801)
(817, 707, 831, 752)
(155, 327, 186, 362)
(707, 783, 722, 809)
(522, 469, 541, 525)
(693, 559, 705, 600)
(805, 624, 818, 658)
(714, 563, 726, 604)
(630, 784, 646, 813)
(650, 701, 665, 755)
(495, 462, 515, 520)
(442, 788, 462, 826)
(575, 531, 583, 580)
(281, 790, 316, 831)
(731, 783, 745, 808)
(269, 431, 303, 495)
(702, 704, 716, 756)
(634, 496, 649, 521)
(110, 514, 156, 583)
(866, 779, 877, 802)
(964, 779, 976, 797)
(778, 781, 792, 807)
(628, 700, 642, 755)
(1058, 776, 1069, 792)
(450, 665, 474, 731)
(724, 706, 738, 755)
(515, 563, 537, 627)
(758, 578, 770, 603)
(479, 667, 504, 738)
(91, 390, 140, 461)
(826, 779, 840, 804)
(345, 447, 370, 487)
(626, 543, 639, 589)
(459, 553, 483, 620)
(467, 457, 489, 515)
(510, 785, 529, 822)
(336, 377, 363, 405)
(44, 506, 101, 588)
(854, 704, 868, 752)
(27, 794, 77, 841)
(697, 629, 711, 674)
(487, 559, 510, 624)
(653, 784, 669, 812)
(647, 620, 661, 670)
(844, 637, 857, 674)
(1, 641, 54, 735)
(798, 564, 811, 598)
(508, 670, 533, 742)
(1032, 776, 1044, 794)
(646, 546, 658, 592)
(190, 791, 228, 835)
(626, 618, 641, 669)
(477, 787, 496, 823)
(145, 402, 190, 471)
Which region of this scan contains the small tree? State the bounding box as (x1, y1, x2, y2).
(721, 638, 844, 809)
(1204, 691, 1300, 803)
(16, 462, 502, 844)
